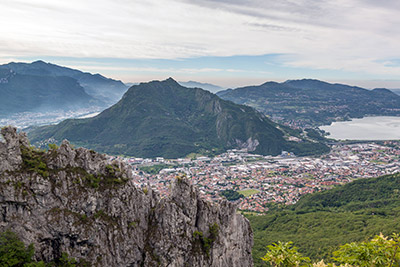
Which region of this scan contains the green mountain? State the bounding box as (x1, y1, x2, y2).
(0, 68, 94, 116)
(247, 172, 400, 266)
(217, 79, 400, 127)
(0, 61, 128, 113)
(29, 78, 329, 158)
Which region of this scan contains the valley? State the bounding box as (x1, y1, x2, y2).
(0, 108, 101, 129)
(2, 0, 400, 265)
(116, 140, 400, 213)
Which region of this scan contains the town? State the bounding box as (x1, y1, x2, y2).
(112, 141, 400, 213)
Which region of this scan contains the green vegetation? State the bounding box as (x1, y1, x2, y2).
(72, 164, 128, 190)
(48, 143, 59, 150)
(103, 164, 128, 186)
(192, 223, 219, 257)
(56, 252, 78, 267)
(220, 189, 244, 201)
(19, 143, 127, 190)
(238, 189, 260, 197)
(0, 230, 39, 266)
(139, 164, 174, 174)
(128, 221, 139, 228)
(0, 230, 79, 266)
(247, 173, 400, 266)
(29, 78, 328, 158)
(305, 128, 327, 142)
(186, 152, 204, 159)
(67, 165, 128, 190)
(262, 241, 310, 266)
(217, 79, 400, 127)
(262, 233, 400, 266)
(82, 173, 100, 189)
(20, 145, 49, 178)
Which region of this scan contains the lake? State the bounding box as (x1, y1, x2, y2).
(319, 116, 400, 140)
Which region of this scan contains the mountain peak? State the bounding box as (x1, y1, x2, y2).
(284, 78, 326, 85)
(32, 60, 47, 65)
(29, 76, 328, 158)
(261, 81, 280, 86)
(165, 77, 179, 84)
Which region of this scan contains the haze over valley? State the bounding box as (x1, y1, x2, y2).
(1, 0, 400, 266)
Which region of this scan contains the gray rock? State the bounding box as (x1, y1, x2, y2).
(0, 126, 27, 172)
(0, 126, 253, 266)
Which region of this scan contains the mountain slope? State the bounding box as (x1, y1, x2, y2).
(0, 68, 94, 116)
(0, 126, 253, 266)
(390, 89, 400, 96)
(217, 79, 400, 127)
(0, 60, 128, 107)
(247, 172, 400, 266)
(178, 80, 225, 93)
(29, 78, 329, 158)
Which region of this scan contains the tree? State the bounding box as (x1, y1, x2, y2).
(0, 230, 35, 266)
(262, 241, 310, 267)
(332, 233, 400, 267)
(0, 230, 77, 267)
(262, 233, 400, 267)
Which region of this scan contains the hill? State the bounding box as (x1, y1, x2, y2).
(0, 126, 252, 266)
(28, 78, 329, 158)
(178, 80, 225, 93)
(246, 172, 400, 266)
(217, 79, 400, 127)
(0, 61, 128, 113)
(0, 68, 94, 116)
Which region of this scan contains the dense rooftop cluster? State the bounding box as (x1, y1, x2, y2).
(119, 141, 400, 212)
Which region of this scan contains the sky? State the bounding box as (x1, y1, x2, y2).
(1, 0, 400, 88)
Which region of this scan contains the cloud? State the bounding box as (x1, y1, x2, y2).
(0, 0, 400, 80)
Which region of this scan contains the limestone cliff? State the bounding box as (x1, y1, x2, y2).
(0, 126, 253, 266)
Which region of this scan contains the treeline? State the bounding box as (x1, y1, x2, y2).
(220, 189, 244, 201)
(246, 173, 400, 266)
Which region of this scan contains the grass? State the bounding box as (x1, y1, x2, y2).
(186, 152, 205, 159)
(238, 189, 260, 197)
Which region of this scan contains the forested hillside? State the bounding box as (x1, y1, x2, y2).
(247, 172, 400, 266)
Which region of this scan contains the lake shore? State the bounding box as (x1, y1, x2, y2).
(320, 116, 400, 140)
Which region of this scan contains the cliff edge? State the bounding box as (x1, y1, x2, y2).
(0, 126, 253, 266)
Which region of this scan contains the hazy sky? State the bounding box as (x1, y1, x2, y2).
(1, 0, 400, 88)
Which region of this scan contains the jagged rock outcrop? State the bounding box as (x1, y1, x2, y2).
(0, 126, 253, 266)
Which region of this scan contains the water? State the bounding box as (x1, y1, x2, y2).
(320, 116, 400, 140)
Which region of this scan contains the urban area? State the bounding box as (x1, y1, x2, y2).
(113, 141, 400, 213)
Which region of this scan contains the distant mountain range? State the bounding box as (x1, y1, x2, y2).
(217, 79, 400, 127)
(29, 78, 328, 158)
(178, 81, 225, 93)
(0, 61, 127, 116)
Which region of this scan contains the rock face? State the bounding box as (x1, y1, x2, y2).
(0, 126, 253, 266)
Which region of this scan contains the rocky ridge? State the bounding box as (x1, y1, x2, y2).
(0, 126, 253, 266)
